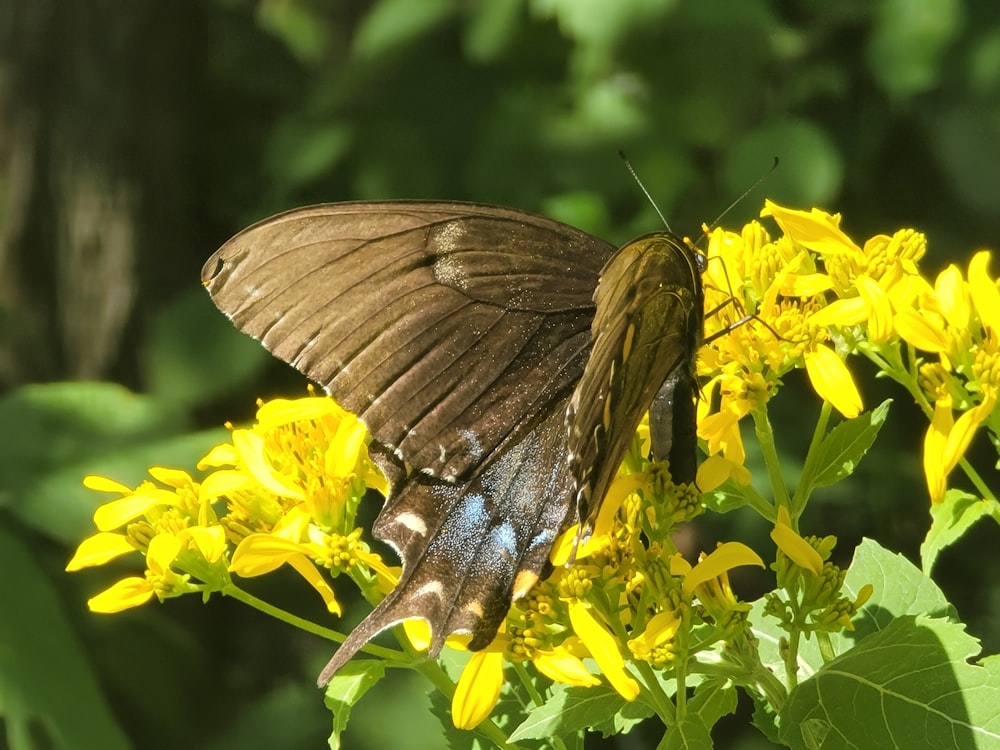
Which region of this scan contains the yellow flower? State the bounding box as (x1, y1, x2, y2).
(628, 609, 682, 666)
(71, 394, 395, 634)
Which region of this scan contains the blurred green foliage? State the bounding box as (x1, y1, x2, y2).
(1, 0, 999, 748)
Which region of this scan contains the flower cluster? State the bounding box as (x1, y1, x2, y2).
(697, 201, 1000, 504)
(68, 397, 397, 617)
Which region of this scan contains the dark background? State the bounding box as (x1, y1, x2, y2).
(2, 1, 999, 748)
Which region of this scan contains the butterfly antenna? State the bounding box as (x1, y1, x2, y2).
(705, 156, 779, 233)
(618, 150, 672, 231)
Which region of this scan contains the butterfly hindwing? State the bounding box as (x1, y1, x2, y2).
(317, 398, 577, 684)
(202, 202, 613, 482)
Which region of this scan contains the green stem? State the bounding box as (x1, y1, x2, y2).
(739, 482, 778, 522)
(959, 454, 996, 502)
(791, 400, 832, 523)
(750, 404, 790, 510)
(224, 584, 403, 663)
(632, 660, 677, 725)
(815, 631, 835, 663)
(783, 600, 803, 691)
(512, 660, 546, 708)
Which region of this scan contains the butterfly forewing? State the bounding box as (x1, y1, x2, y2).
(567, 232, 703, 524)
(203, 202, 614, 482)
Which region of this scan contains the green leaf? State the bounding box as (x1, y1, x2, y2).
(688, 677, 738, 728)
(659, 715, 712, 750)
(507, 683, 635, 742)
(0, 519, 130, 750)
(921, 489, 997, 574)
(323, 660, 386, 750)
(844, 538, 956, 628)
(810, 399, 891, 488)
(779, 616, 1000, 750)
(703, 477, 753, 514)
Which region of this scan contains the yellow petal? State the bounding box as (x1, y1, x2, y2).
(695, 455, 733, 491)
(66, 532, 136, 571)
(968, 251, 1000, 334)
(230, 533, 305, 576)
(93, 489, 179, 531)
(761, 201, 860, 256)
(681, 542, 765, 596)
(894, 310, 949, 352)
(532, 649, 601, 687)
(942, 393, 996, 480)
(183, 525, 227, 563)
(550, 525, 582, 567)
(255, 396, 341, 428)
(934, 264, 970, 328)
(808, 297, 869, 328)
(804, 345, 862, 418)
(402, 619, 432, 652)
(923, 399, 952, 502)
(631, 610, 681, 653)
(199, 469, 253, 502)
(669, 552, 692, 577)
(83, 475, 132, 494)
(771, 519, 823, 575)
(232, 429, 304, 499)
(452, 649, 505, 730)
(856, 276, 893, 344)
(88, 577, 154, 613)
(328, 417, 369, 477)
(148, 467, 193, 489)
(784, 272, 835, 297)
(568, 601, 639, 701)
(287, 555, 341, 615)
(146, 533, 183, 574)
(198, 442, 237, 469)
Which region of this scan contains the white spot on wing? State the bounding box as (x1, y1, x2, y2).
(413, 581, 445, 600)
(393, 512, 427, 536)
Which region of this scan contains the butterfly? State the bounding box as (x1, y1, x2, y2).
(201, 201, 705, 685)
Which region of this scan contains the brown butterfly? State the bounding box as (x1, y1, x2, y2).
(202, 202, 704, 684)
